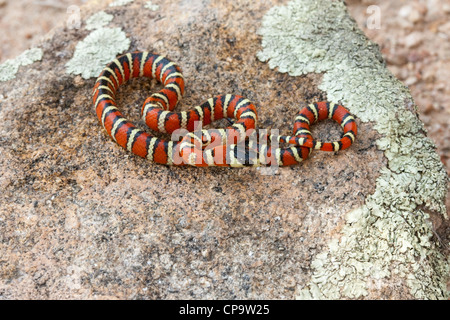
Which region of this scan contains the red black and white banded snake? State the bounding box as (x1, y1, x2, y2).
(93, 51, 357, 167)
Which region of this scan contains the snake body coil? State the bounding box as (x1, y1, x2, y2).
(93, 51, 357, 167)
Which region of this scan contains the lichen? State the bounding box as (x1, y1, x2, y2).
(0, 48, 43, 82)
(65, 27, 130, 79)
(258, 0, 448, 299)
(144, 1, 159, 11)
(109, 0, 134, 7)
(85, 11, 114, 30)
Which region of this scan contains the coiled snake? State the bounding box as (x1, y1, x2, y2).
(93, 51, 357, 167)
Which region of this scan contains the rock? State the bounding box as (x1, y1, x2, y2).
(404, 76, 419, 86)
(399, 2, 427, 24)
(402, 31, 424, 48)
(0, 0, 448, 300)
(444, 3, 450, 14)
(386, 50, 408, 66)
(427, 0, 446, 19)
(438, 21, 450, 34)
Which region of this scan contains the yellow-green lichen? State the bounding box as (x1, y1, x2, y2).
(85, 11, 114, 30)
(109, 0, 134, 7)
(144, 1, 159, 11)
(65, 27, 130, 79)
(258, 0, 448, 299)
(0, 48, 43, 82)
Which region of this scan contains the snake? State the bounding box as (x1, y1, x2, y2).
(92, 51, 357, 167)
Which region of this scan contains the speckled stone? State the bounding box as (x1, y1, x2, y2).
(0, 0, 447, 299)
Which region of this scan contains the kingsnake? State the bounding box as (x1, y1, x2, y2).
(93, 51, 357, 167)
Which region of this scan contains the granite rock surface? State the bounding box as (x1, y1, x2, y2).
(0, 0, 447, 299)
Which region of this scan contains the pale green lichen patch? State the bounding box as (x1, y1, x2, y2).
(144, 1, 159, 11)
(258, 0, 448, 299)
(85, 11, 114, 30)
(0, 48, 43, 82)
(65, 27, 130, 79)
(109, 0, 134, 7)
